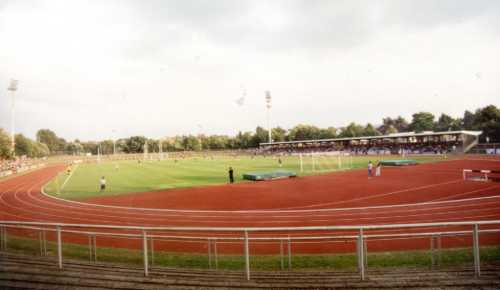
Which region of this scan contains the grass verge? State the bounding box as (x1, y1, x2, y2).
(4, 234, 499, 271)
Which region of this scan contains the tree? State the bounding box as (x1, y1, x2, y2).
(338, 122, 364, 137)
(318, 127, 337, 139)
(434, 113, 460, 132)
(378, 116, 409, 134)
(473, 105, 500, 142)
(393, 116, 409, 132)
(124, 136, 147, 153)
(250, 126, 269, 146)
(0, 129, 11, 159)
(409, 112, 435, 132)
(378, 117, 395, 135)
(363, 123, 381, 136)
(14, 134, 33, 157)
(234, 131, 253, 149)
(36, 129, 65, 153)
(32, 142, 49, 157)
(100, 140, 115, 155)
(181, 135, 200, 151)
(288, 124, 321, 141)
(271, 127, 287, 142)
(462, 110, 476, 130)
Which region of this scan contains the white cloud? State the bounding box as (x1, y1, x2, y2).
(0, 0, 498, 141)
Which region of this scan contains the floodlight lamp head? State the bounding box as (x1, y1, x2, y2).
(7, 79, 18, 91)
(265, 91, 271, 102)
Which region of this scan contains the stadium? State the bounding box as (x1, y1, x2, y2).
(1, 1, 500, 289)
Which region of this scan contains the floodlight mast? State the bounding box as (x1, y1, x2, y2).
(265, 91, 272, 144)
(7, 80, 18, 157)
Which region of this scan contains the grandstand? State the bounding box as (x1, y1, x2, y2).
(260, 130, 482, 155)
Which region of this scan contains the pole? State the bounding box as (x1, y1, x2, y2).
(287, 236, 292, 270)
(142, 231, 149, 276)
(358, 229, 365, 280)
(10, 90, 15, 157)
(214, 240, 218, 270)
(473, 224, 481, 277)
(265, 91, 272, 144)
(150, 238, 154, 267)
(7, 80, 18, 157)
(56, 226, 62, 269)
(244, 231, 250, 280)
(280, 240, 284, 270)
(207, 239, 212, 269)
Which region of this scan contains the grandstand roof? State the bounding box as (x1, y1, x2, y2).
(260, 130, 482, 146)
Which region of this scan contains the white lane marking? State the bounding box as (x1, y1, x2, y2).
(60, 164, 79, 191)
(279, 179, 463, 210)
(429, 185, 500, 202)
(7, 181, 500, 226)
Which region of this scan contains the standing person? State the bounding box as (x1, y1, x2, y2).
(278, 158, 283, 168)
(367, 161, 373, 178)
(375, 161, 381, 177)
(228, 167, 234, 184)
(100, 176, 106, 191)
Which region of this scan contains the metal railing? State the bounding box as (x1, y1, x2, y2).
(1, 220, 499, 280)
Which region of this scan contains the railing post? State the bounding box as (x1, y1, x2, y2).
(43, 230, 47, 256)
(88, 235, 93, 262)
(363, 239, 368, 269)
(150, 238, 154, 267)
(473, 224, 481, 277)
(93, 235, 97, 262)
(56, 226, 62, 269)
(287, 236, 292, 270)
(1, 227, 7, 250)
(142, 231, 149, 276)
(207, 239, 212, 269)
(430, 235, 435, 269)
(244, 230, 250, 280)
(0, 226, 4, 251)
(358, 228, 365, 280)
(280, 239, 284, 270)
(39, 230, 43, 256)
(437, 235, 442, 267)
(213, 239, 218, 270)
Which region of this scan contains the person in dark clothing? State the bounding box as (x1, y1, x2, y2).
(228, 167, 234, 183)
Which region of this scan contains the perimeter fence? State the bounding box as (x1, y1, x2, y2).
(1, 220, 499, 280)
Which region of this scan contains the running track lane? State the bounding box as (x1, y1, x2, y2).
(1, 159, 500, 254)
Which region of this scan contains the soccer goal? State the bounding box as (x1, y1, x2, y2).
(302, 153, 353, 172)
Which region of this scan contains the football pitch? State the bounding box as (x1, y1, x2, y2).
(44, 154, 448, 200)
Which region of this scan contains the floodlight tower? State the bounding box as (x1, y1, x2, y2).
(265, 91, 272, 144)
(7, 79, 18, 157)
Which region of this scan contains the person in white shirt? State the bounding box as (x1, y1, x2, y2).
(368, 161, 373, 178)
(100, 176, 106, 191)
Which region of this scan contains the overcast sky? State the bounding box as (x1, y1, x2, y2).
(0, 0, 499, 141)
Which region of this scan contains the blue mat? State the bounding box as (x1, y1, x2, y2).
(379, 160, 418, 166)
(242, 170, 297, 181)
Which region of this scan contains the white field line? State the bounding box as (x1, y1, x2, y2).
(60, 164, 79, 191)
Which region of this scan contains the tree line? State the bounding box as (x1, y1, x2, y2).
(0, 104, 498, 158)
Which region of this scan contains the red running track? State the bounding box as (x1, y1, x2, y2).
(1, 158, 500, 254)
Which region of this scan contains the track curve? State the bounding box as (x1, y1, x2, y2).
(1, 158, 500, 254)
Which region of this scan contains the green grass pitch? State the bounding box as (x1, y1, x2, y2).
(44, 154, 448, 200)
